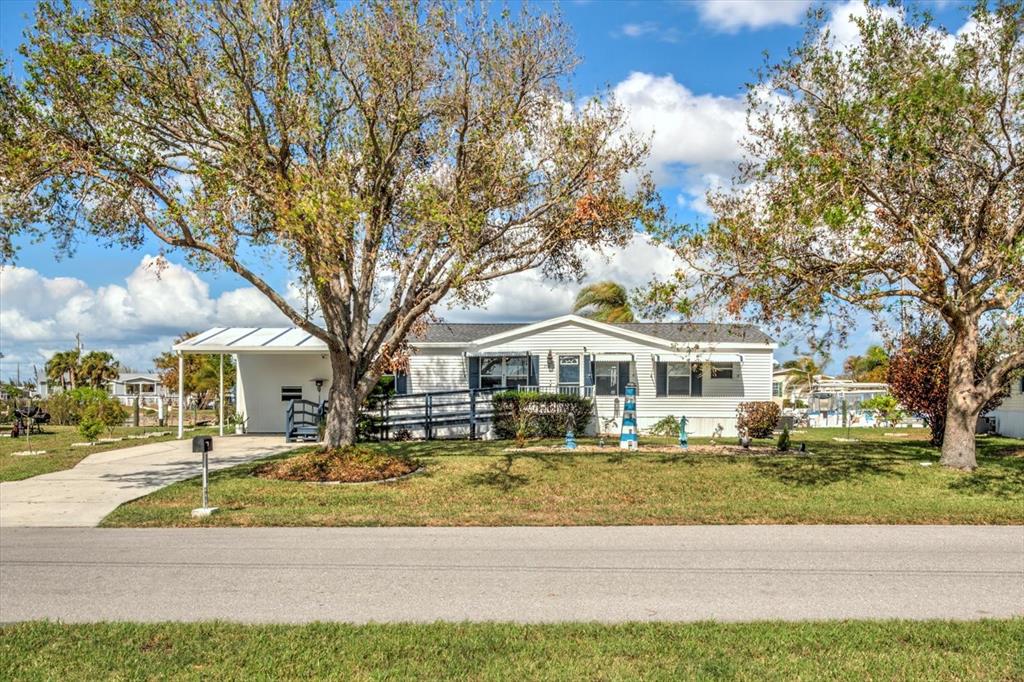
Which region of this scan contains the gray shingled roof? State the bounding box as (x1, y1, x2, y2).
(413, 321, 774, 344)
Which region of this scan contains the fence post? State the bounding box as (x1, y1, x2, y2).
(469, 389, 477, 440)
(425, 394, 433, 440)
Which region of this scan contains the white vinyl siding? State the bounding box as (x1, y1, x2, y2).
(987, 374, 1024, 438)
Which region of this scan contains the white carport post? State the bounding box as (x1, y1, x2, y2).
(177, 351, 184, 439)
(218, 354, 224, 437)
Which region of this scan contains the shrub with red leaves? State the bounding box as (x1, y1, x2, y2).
(736, 401, 781, 439)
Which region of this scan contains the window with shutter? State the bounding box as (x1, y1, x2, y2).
(594, 362, 618, 396)
(666, 363, 691, 396)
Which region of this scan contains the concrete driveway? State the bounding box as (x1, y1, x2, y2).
(1, 526, 1021, 623)
(0, 436, 294, 527)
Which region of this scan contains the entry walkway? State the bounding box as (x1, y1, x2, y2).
(0, 436, 293, 527)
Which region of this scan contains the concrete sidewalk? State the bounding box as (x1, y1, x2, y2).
(1, 526, 1021, 623)
(0, 436, 294, 527)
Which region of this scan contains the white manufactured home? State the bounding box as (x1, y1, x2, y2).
(174, 314, 776, 438)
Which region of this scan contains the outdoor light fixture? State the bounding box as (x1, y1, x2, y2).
(547, 350, 554, 370)
(311, 378, 326, 403)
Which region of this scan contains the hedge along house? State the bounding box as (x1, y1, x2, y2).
(173, 314, 776, 438)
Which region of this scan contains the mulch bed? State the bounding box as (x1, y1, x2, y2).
(255, 447, 419, 483)
(508, 443, 786, 456)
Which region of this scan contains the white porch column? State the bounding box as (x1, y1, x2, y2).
(177, 351, 184, 439)
(218, 353, 224, 437)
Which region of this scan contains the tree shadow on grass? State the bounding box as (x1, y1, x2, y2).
(753, 453, 906, 487)
(466, 453, 529, 491)
(948, 456, 1024, 499)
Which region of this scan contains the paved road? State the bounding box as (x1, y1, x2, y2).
(1, 526, 1021, 623)
(0, 436, 295, 527)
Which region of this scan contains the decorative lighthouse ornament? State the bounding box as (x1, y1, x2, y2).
(619, 382, 638, 450)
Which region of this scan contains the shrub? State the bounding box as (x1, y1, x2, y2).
(492, 391, 593, 440)
(736, 401, 781, 439)
(860, 394, 904, 427)
(648, 415, 680, 437)
(78, 416, 104, 442)
(777, 425, 791, 452)
(83, 399, 127, 431)
(44, 387, 121, 426)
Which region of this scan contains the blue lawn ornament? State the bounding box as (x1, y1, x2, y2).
(565, 428, 577, 450)
(678, 415, 688, 449)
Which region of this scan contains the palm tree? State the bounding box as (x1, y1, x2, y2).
(78, 351, 120, 388)
(572, 281, 635, 323)
(45, 349, 81, 391)
(782, 354, 828, 395)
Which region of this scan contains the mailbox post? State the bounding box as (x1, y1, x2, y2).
(190, 435, 217, 518)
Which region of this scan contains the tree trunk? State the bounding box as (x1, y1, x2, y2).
(940, 319, 981, 471)
(321, 348, 362, 448)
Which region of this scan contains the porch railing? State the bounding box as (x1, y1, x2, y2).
(512, 384, 595, 398)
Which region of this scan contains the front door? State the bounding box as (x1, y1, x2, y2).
(690, 363, 703, 397)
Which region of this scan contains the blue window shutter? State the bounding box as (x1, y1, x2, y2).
(618, 361, 630, 396)
(655, 362, 667, 397)
(583, 354, 594, 386)
(395, 371, 408, 395)
(468, 357, 480, 389)
(529, 355, 540, 386)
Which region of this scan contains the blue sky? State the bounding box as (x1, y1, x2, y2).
(0, 0, 971, 377)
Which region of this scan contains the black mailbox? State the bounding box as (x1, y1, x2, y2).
(192, 435, 213, 453)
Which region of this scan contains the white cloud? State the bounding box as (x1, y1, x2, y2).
(696, 0, 810, 33)
(617, 22, 681, 43)
(0, 256, 290, 373)
(612, 71, 747, 213)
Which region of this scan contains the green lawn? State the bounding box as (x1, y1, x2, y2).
(102, 428, 1024, 527)
(1, 620, 1021, 681)
(0, 425, 216, 482)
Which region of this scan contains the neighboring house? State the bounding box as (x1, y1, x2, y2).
(987, 375, 1024, 438)
(772, 369, 894, 427)
(771, 368, 804, 407)
(108, 373, 170, 405)
(803, 377, 891, 427)
(173, 314, 776, 437)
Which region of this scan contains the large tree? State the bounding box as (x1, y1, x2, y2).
(1, 0, 658, 446)
(649, 2, 1023, 470)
